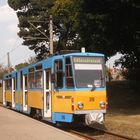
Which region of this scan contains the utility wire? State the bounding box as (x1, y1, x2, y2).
(8, 44, 21, 53)
(0, 37, 20, 61)
(0, 54, 7, 62)
(0, 44, 21, 63)
(28, 21, 49, 40)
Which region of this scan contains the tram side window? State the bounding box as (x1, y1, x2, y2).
(34, 65, 42, 88)
(5, 79, 12, 90)
(25, 75, 28, 90)
(54, 60, 63, 88)
(20, 71, 23, 89)
(65, 57, 74, 88)
(28, 66, 43, 89)
(28, 68, 35, 89)
(14, 73, 17, 90)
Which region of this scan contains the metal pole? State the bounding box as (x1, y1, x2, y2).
(7, 52, 11, 72)
(49, 15, 53, 55)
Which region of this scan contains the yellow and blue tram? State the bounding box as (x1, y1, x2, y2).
(2, 52, 107, 124)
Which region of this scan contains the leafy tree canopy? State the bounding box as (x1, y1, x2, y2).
(14, 62, 28, 70)
(8, 0, 140, 79)
(0, 64, 14, 79)
(14, 56, 37, 70)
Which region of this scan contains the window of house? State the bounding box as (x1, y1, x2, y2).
(54, 60, 63, 88)
(65, 57, 74, 88)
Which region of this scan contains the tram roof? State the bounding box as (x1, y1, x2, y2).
(22, 52, 104, 68)
(34, 52, 104, 68)
(3, 52, 104, 78)
(61, 52, 104, 57)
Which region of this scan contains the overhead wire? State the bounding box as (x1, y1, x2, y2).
(0, 37, 20, 62)
(0, 44, 21, 64)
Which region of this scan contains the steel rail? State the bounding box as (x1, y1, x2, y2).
(70, 127, 138, 140)
(69, 130, 96, 140)
(91, 127, 138, 140)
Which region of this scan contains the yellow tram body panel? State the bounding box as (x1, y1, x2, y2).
(15, 91, 18, 104)
(75, 91, 106, 110)
(52, 90, 107, 113)
(5, 90, 11, 102)
(20, 91, 23, 104)
(52, 92, 72, 113)
(28, 91, 43, 109)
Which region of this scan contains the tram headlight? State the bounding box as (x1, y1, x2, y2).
(100, 101, 106, 109)
(77, 102, 84, 109)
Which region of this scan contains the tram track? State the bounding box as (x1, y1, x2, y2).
(67, 126, 138, 140)
(59, 124, 138, 140)
(91, 127, 137, 140)
(69, 130, 96, 140)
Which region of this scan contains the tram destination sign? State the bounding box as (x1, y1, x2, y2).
(73, 57, 103, 64)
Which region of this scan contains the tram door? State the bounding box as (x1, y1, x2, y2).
(23, 74, 28, 111)
(43, 69, 52, 118)
(2, 80, 6, 106)
(12, 77, 16, 108)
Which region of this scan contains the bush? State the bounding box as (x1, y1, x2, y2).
(123, 68, 140, 80)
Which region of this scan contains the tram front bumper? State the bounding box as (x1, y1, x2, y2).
(74, 110, 106, 125)
(85, 112, 104, 125)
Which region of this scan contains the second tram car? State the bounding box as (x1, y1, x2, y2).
(2, 52, 107, 125)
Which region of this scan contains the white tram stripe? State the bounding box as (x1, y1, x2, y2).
(75, 64, 102, 70)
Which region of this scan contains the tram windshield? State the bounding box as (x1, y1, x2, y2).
(73, 56, 105, 88)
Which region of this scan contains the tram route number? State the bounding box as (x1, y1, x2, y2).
(89, 97, 95, 102)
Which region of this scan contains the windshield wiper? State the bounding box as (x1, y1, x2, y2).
(91, 82, 96, 91)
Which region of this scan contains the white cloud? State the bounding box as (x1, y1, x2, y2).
(0, 4, 18, 23)
(7, 24, 19, 33)
(0, 4, 18, 38)
(106, 53, 122, 68)
(0, 3, 35, 66)
(6, 38, 17, 46)
(0, 0, 7, 7)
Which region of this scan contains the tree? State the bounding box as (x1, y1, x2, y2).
(8, 0, 82, 57)
(15, 62, 28, 70)
(27, 56, 37, 64)
(8, 0, 53, 60)
(14, 56, 37, 70)
(8, 0, 140, 79)
(0, 64, 13, 79)
(79, 0, 140, 80)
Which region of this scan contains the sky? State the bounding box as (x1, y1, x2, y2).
(0, 0, 120, 68)
(0, 0, 35, 67)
